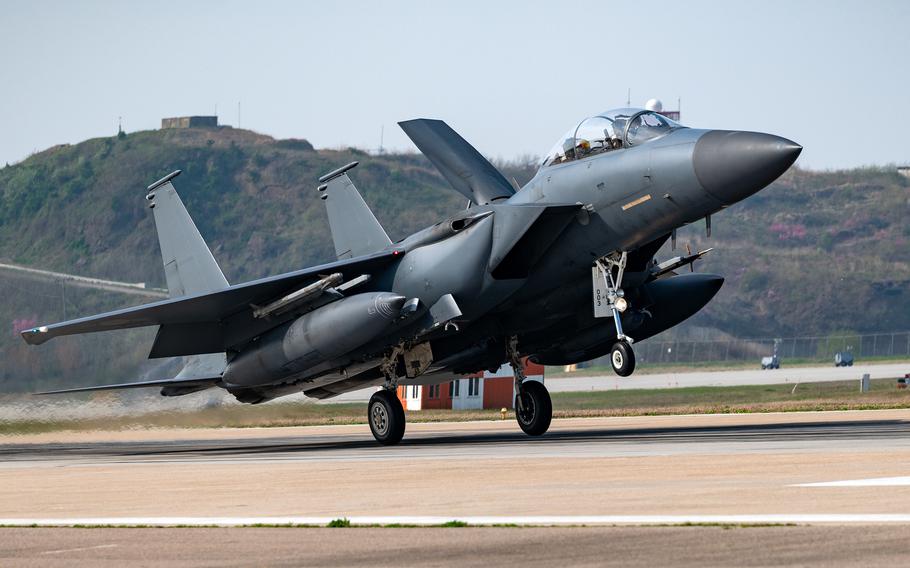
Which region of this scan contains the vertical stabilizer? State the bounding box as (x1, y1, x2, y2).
(318, 163, 392, 260)
(145, 170, 228, 386)
(145, 171, 229, 297)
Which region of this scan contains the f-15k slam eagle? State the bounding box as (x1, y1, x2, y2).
(23, 108, 800, 444)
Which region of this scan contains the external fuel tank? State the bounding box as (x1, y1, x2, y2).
(222, 292, 406, 388)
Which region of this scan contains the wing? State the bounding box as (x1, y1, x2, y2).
(21, 250, 400, 357)
(398, 119, 515, 205)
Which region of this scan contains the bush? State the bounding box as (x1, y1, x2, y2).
(275, 138, 314, 151)
(740, 269, 770, 292)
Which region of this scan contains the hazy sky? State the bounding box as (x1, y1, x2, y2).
(2, 0, 908, 169)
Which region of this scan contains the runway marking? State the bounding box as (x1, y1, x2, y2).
(43, 544, 118, 555)
(5, 515, 910, 527)
(793, 476, 910, 487)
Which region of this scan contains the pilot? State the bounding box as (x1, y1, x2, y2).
(562, 138, 576, 161)
(575, 139, 591, 157)
(612, 120, 627, 149)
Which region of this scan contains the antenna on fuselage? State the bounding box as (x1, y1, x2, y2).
(626, 88, 631, 106)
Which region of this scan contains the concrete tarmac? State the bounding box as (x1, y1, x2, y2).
(2, 411, 909, 519)
(3, 526, 910, 567)
(3, 411, 910, 566)
(546, 361, 910, 391)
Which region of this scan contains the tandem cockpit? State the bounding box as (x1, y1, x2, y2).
(541, 108, 684, 168)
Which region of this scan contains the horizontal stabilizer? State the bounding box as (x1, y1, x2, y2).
(35, 374, 221, 395)
(399, 119, 515, 205)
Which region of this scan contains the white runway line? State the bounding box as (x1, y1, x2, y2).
(794, 476, 910, 487)
(3, 515, 910, 526)
(42, 544, 118, 555)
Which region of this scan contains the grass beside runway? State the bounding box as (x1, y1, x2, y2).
(2, 378, 909, 435)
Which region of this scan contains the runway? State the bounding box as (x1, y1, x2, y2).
(2, 410, 909, 521)
(546, 361, 910, 391)
(4, 526, 910, 567)
(2, 411, 909, 565)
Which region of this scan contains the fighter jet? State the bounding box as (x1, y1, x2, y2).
(22, 107, 800, 444)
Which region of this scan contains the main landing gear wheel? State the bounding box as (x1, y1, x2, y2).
(515, 380, 552, 436)
(368, 389, 405, 445)
(610, 341, 636, 377)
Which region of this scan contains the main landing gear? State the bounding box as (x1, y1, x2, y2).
(369, 347, 406, 445)
(368, 389, 405, 445)
(595, 253, 636, 377)
(509, 336, 552, 436)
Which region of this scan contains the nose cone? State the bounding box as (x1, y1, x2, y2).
(694, 130, 802, 205)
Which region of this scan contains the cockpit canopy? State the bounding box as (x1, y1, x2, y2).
(542, 108, 684, 168)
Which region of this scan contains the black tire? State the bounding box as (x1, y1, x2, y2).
(515, 381, 552, 436)
(610, 341, 636, 377)
(368, 389, 405, 445)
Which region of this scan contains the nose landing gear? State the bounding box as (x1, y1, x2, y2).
(595, 252, 636, 377)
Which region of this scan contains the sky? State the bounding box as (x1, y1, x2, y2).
(1, 0, 908, 170)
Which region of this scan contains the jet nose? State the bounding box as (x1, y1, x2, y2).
(693, 130, 802, 205)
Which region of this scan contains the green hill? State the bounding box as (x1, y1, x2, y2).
(0, 126, 907, 391)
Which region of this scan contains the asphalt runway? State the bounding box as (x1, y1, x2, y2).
(3, 412, 910, 465)
(4, 526, 910, 567)
(3, 411, 909, 565)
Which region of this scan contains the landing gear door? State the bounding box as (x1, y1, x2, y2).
(592, 266, 612, 318)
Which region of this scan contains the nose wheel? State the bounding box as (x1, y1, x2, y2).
(610, 341, 636, 377)
(368, 389, 405, 445)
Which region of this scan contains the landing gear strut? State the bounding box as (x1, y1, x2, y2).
(369, 347, 406, 445)
(595, 252, 636, 377)
(508, 336, 552, 436)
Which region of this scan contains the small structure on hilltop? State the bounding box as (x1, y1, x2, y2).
(898, 166, 910, 178)
(161, 116, 218, 129)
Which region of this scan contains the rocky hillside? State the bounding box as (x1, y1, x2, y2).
(0, 126, 907, 390)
